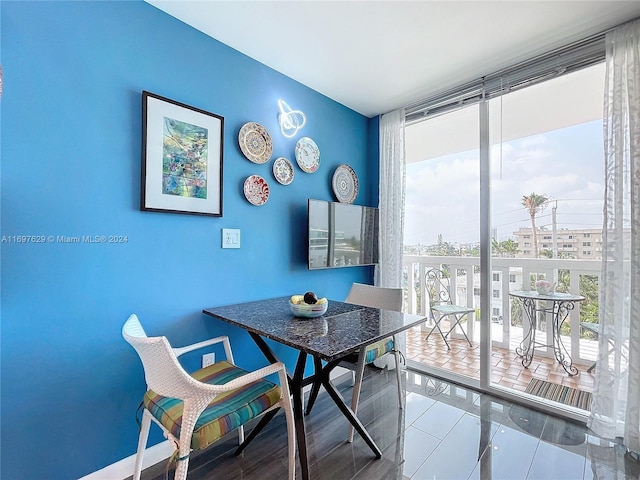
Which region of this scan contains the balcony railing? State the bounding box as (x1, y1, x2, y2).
(402, 255, 601, 368)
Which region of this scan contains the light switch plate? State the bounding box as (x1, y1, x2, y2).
(222, 228, 241, 249)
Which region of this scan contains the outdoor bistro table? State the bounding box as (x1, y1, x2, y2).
(203, 296, 428, 480)
(509, 290, 585, 376)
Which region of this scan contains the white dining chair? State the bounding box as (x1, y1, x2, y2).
(343, 283, 404, 442)
(122, 314, 296, 480)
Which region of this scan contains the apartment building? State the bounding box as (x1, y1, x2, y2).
(513, 227, 603, 260)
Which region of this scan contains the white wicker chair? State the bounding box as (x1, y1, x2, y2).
(343, 283, 404, 442)
(122, 314, 296, 480)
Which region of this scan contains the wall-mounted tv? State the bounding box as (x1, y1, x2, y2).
(308, 199, 379, 270)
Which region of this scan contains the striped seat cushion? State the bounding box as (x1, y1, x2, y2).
(364, 337, 394, 364)
(143, 361, 282, 451)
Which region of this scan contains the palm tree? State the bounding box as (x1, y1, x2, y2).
(500, 239, 520, 257)
(492, 238, 520, 257)
(522, 193, 549, 258)
(539, 248, 553, 258)
(491, 238, 504, 257)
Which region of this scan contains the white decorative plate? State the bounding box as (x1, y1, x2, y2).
(238, 122, 273, 164)
(272, 157, 294, 185)
(243, 175, 270, 206)
(332, 164, 359, 204)
(295, 137, 320, 173)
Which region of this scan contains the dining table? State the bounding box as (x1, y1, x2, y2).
(203, 296, 428, 480)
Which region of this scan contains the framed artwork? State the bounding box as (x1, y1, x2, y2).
(141, 91, 224, 216)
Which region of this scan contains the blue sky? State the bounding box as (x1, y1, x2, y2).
(404, 120, 605, 246)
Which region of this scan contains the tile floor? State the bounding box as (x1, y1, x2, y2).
(400, 371, 637, 479)
(137, 368, 639, 480)
(405, 324, 597, 396)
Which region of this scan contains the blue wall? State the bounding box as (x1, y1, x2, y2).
(0, 2, 379, 478)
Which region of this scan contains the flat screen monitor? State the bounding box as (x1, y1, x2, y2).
(308, 199, 379, 269)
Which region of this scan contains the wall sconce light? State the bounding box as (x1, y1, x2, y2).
(278, 99, 306, 138)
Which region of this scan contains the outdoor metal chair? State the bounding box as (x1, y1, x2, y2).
(581, 322, 620, 374)
(581, 322, 600, 372)
(425, 268, 474, 350)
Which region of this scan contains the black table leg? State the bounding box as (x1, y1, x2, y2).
(249, 332, 284, 371)
(247, 332, 382, 477)
(516, 298, 537, 368)
(552, 302, 579, 376)
(514, 299, 579, 376)
(304, 357, 323, 415)
(319, 359, 382, 458)
(291, 352, 310, 480)
(248, 332, 311, 480)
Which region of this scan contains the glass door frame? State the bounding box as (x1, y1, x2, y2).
(406, 99, 589, 424)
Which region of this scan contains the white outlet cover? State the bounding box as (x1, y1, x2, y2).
(222, 228, 241, 249)
(202, 353, 215, 368)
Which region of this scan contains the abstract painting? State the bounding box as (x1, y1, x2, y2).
(141, 91, 223, 216)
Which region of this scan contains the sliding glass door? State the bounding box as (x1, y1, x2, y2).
(404, 104, 482, 385)
(403, 63, 605, 417)
(486, 64, 604, 411)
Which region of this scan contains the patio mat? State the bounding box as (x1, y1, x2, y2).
(525, 379, 592, 411)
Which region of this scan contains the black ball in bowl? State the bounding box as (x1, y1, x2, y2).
(304, 291, 318, 304)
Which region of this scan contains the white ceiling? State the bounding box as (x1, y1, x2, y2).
(146, 1, 640, 118)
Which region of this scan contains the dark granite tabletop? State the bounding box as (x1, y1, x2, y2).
(203, 296, 428, 362)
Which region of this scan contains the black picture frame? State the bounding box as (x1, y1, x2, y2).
(141, 91, 224, 216)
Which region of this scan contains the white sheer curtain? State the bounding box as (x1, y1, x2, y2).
(372, 108, 405, 370)
(588, 18, 640, 457)
(375, 108, 406, 289)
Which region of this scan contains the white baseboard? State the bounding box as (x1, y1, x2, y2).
(78, 440, 174, 480)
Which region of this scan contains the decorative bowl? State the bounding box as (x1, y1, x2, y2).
(535, 280, 556, 295)
(289, 301, 328, 318)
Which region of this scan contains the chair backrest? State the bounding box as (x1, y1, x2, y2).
(425, 268, 454, 306)
(122, 314, 201, 400)
(345, 283, 403, 312)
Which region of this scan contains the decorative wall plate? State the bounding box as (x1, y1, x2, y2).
(272, 157, 294, 185)
(243, 175, 270, 206)
(294, 137, 320, 173)
(238, 122, 273, 164)
(332, 164, 359, 204)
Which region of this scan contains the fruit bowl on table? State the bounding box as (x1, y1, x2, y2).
(289, 292, 328, 318)
(289, 301, 328, 318)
